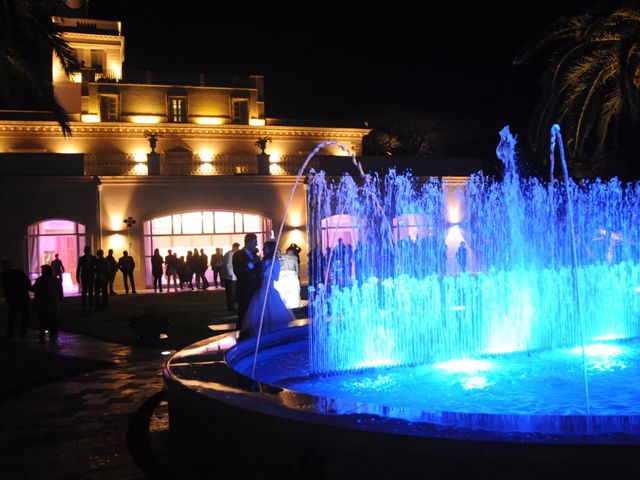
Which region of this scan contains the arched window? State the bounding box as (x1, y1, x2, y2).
(27, 219, 87, 293)
(320, 215, 359, 250)
(143, 210, 272, 286)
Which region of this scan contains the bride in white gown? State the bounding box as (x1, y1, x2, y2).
(243, 240, 295, 336)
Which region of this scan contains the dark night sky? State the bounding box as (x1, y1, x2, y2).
(87, 0, 589, 142)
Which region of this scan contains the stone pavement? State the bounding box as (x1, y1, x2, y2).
(0, 331, 172, 479)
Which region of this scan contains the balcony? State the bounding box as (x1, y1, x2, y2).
(94, 70, 257, 89)
(83, 153, 313, 176)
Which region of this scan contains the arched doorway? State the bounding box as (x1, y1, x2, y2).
(26, 219, 88, 293)
(143, 210, 272, 286)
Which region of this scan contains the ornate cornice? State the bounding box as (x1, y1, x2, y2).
(0, 121, 370, 139)
(63, 32, 123, 43)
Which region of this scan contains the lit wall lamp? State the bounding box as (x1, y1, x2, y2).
(123, 216, 137, 251)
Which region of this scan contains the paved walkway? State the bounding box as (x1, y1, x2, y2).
(0, 332, 169, 479)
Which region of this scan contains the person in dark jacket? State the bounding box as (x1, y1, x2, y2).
(151, 248, 164, 293)
(31, 264, 59, 337)
(106, 249, 118, 295)
(94, 249, 110, 308)
(232, 234, 262, 331)
(117, 251, 136, 294)
(76, 245, 96, 310)
(0, 259, 30, 339)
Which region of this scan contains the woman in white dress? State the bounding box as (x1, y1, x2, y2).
(274, 248, 301, 309)
(243, 240, 295, 336)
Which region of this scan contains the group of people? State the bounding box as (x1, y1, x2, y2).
(149, 247, 226, 293)
(76, 246, 137, 311)
(1, 259, 60, 339)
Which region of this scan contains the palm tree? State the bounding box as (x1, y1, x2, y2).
(0, 0, 78, 136)
(514, 1, 640, 178)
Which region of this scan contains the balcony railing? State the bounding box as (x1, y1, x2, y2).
(94, 70, 257, 88)
(84, 153, 312, 176)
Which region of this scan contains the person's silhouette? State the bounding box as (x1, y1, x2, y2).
(76, 245, 96, 310)
(117, 250, 136, 294)
(233, 233, 262, 331)
(50, 253, 65, 299)
(31, 264, 60, 337)
(106, 249, 118, 295)
(0, 259, 30, 339)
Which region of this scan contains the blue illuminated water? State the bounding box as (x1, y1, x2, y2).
(306, 128, 640, 377)
(233, 126, 640, 435)
(233, 337, 640, 419)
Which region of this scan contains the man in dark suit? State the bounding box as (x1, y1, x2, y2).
(232, 233, 261, 331)
(76, 245, 96, 311)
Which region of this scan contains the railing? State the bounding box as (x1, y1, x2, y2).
(83, 153, 309, 176)
(94, 70, 257, 88)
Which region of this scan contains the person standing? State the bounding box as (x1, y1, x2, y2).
(243, 240, 295, 336)
(199, 248, 209, 289)
(210, 248, 224, 288)
(76, 245, 96, 311)
(0, 259, 30, 339)
(151, 248, 164, 293)
(94, 249, 110, 309)
(222, 243, 240, 310)
(50, 253, 65, 299)
(117, 250, 137, 294)
(165, 249, 178, 292)
(191, 249, 201, 289)
(106, 249, 118, 295)
(232, 234, 262, 331)
(456, 241, 468, 273)
(31, 264, 60, 337)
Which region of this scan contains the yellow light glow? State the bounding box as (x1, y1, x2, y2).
(108, 234, 126, 250)
(249, 118, 266, 126)
(70, 72, 82, 83)
(198, 163, 214, 175)
(132, 163, 148, 175)
(269, 163, 284, 175)
(194, 117, 225, 125)
(131, 115, 162, 124)
(81, 114, 100, 123)
(444, 185, 465, 224)
(57, 145, 80, 154)
(198, 150, 214, 162)
(133, 152, 147, 163)
(288, 228, 305, 245)
(268, 150, 281, 163)
(107, 63, 122, 81)
(447, 203, 461, 224)
(288, 210, 302, 228)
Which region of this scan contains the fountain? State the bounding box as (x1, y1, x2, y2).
(164, 126, 640, 478)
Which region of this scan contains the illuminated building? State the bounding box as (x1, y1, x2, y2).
(0, 3, 369, 290)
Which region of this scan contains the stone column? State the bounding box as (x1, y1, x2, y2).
(257, 153, 270, 175)
(147, 152, 160, 175)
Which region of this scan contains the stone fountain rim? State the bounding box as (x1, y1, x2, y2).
(164, 325, 640, 445)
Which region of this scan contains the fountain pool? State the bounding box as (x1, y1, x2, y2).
(164, 127, 640, 478)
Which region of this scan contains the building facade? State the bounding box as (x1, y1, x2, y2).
(0, 5, 478, 293)
(0, 7, 369, 291)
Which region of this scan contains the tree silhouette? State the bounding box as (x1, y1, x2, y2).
(0, 0, 78, 136)
(514, 1, 640, 178)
